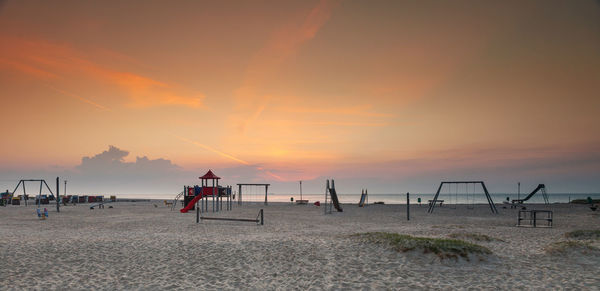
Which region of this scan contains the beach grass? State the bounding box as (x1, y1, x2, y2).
(448, 232, 504, 242)
(544, 240, 599, 254)
(564, 230, 600, 240)
(352, 232, 492, 260)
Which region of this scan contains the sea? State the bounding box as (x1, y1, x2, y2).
(126, 192, 600, 204)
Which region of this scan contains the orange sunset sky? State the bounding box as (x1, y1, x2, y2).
(1, 0, 599, 195)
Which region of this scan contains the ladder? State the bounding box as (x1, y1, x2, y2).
(171, 191, 184, 211)
(541, 187, 549, 204)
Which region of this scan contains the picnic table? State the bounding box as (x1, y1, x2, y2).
(428, 200, 444, 207)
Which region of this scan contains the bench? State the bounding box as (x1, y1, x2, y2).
(428, 200, 444, 207)
(296, 200, 309, 204)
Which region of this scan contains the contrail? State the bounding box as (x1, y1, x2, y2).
(173, 135, 288, 181)
(265, 170, 285, 181)
(173, 135, 250, 165)
(46, 85, 111, 111)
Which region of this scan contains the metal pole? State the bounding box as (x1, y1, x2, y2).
(23, 181, 27, 206)
(264, 185, 268, 206)
(38, 180, 42, 208)
(212, 179, 215, 212)
(56, 177, 60, 213)
(406, 192, 410, 221)
(325, 180, 329, 214)
(300, 181, 302, 201)
(518, 182, 520, 201)
(238, 184, 242, 206)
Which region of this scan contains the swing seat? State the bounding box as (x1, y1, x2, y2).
(36, 208, 47, 219)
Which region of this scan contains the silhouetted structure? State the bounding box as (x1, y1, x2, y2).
(428, 181, 498, 214)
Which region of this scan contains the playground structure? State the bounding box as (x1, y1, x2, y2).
(512, 184, 549, 205)
(428, 181, 498, 214)
(358, 189, 368, 207)
(237, 183, 270, 206)
(180, 170, 233, 214)
(324, 179, 343, 214)
(296, 180, 308, 204)
(36, 208, 49, 220)
(176, 170, 275, 225)
(517, 210, 553, 228)
(200, 209, 264, 225)
(5, 178, 62, 214)
(0, 190, 12, 206)
(10, 179, 62, 212)
(89, 200, 113, 209)
(171, 191, 184, 210)
(9, 179, 55, 207)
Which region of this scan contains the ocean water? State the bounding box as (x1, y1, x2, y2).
(237, 193, 600, 204)
(133, 192, 600, 204)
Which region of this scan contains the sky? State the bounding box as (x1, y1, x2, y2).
(1, 0, 599, 196)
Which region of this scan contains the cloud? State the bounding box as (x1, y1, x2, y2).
(77, 145, 179, 174)
(65, 146, 187, 194)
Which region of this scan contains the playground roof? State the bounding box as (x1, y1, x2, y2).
(199, 170, 220, 180)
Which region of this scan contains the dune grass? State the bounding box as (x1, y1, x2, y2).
(352, 232, 491, 260)
(564, 230, 600, 240)
(448, 232, 504, 242)
(544, 241, 599, 254)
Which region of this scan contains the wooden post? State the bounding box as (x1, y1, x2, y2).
(238, 184, 242, 206)
(260, 209, 264, 225)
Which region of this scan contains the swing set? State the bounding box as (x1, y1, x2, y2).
(11, 179, 55, 207)
(237, 183, 270, 205)
(9, 178, 61, 215)
(428, 181, 498, 214)
(443, 182, 477, 210)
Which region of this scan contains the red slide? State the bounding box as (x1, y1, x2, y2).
(180, 195, 203, 213)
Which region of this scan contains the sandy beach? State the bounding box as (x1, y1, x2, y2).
(1, 201, 599, 290)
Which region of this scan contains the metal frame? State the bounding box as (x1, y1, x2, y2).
(512, 184, 549, 205)
(428, 181, 498, 214)
(200, 209, 264, 225)
(11, 179, 55, 207)
(517, 210, 552, 228)
(236, 183, 270, 206)
(324, 179, 343, 214)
